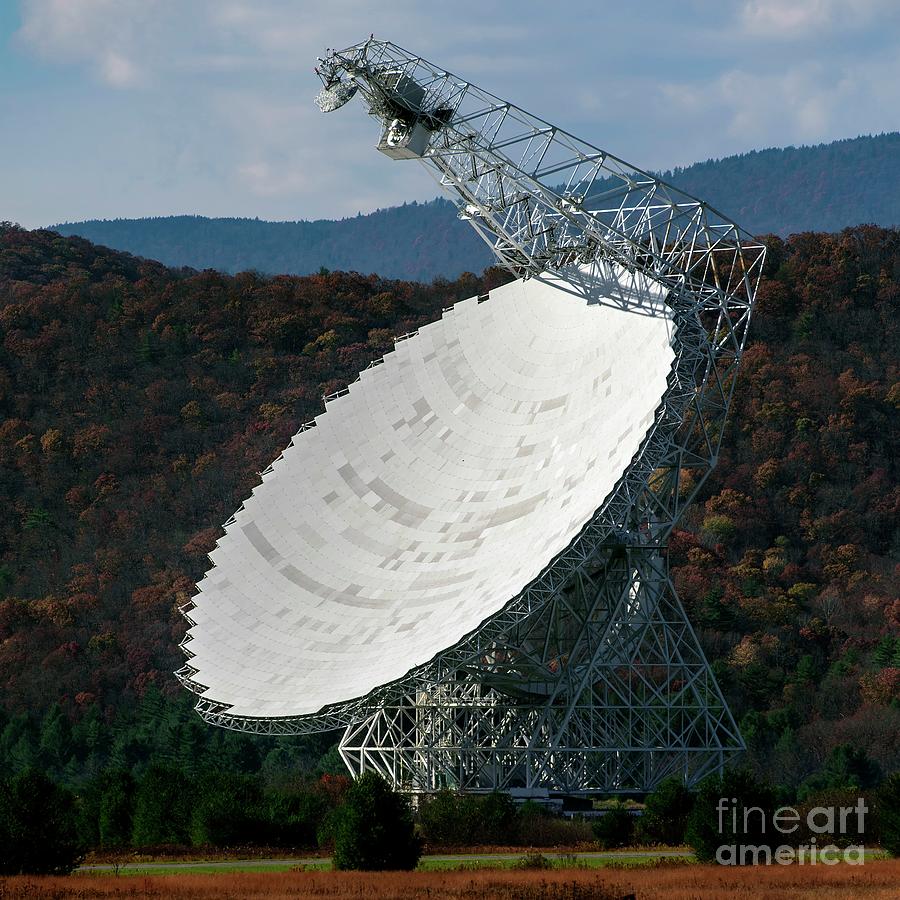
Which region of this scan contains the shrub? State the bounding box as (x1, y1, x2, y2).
(638, 777, 695, 846)
(686, 768, 776, 863)
(592, 802, 635, 848)
(418, 790, 468, 845)
(316, 805, 341, 852)
(99, 770, 135, 848)
(190, 772, 263, 846)
(515, 801, 593, 847)
(263, 785, 329, 848)
(131, 764, 192, 846)
(332, 772, 422, 870)
(793, 788, 872, 847)
(478, 790, 518, 843)
(875, 772, 900, 856)
(516, 851, 553, 869)
(0, 770, 84, 874)
(797, 744, 882, 801)
(418, 790, 519, 846)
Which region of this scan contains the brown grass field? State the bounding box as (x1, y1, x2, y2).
(1, 859, 898, 899)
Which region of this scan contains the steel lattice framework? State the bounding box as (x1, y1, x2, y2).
(179, 37, 765, 795)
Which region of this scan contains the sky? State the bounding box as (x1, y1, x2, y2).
(2, 0, 900, 229)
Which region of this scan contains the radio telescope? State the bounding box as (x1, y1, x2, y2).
(178, 38, 765, 795)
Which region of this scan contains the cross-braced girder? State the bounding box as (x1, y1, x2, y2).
(180, 38, 763, 797)
(313, 38, 764, 308)
(340, 548, 741, 794)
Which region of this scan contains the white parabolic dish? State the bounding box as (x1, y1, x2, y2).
(184, 263, 676, 718)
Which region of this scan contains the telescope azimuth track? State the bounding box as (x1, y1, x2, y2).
(178, 38, 765, 794)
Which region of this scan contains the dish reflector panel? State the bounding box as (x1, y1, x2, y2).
(184, 265, 674, 718)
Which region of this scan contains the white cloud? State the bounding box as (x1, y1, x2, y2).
(16, 1, 544, 87)
(236, 161, 307, 196)
(655, 51, 900, 164)
(17, 0, 158, 87)
(98, 49, 140, 87)
(739, 0, 894, 38)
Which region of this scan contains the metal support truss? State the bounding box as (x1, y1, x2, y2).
(180, 38, 764, 797)
(340, 546, 739, 794)
(313, 37, 763, 304)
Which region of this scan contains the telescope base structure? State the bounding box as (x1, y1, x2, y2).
(339, 547, 742, 795)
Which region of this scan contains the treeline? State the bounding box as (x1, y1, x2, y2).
(0, 766, 351, 874)
(80, 766, 346, 850)
(4, 765, 899, 875)
(2, 686, 893, 854)
(51, 134, 900, 281)
(0, 686, 340, 789)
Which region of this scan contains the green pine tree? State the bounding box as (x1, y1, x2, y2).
(332, 772, 421, 870)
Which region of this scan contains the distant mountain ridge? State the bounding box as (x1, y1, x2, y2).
(53, 199, 494, 284)
(51, 133, 900, 281)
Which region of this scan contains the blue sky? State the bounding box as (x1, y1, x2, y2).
(3, 0, 900, 228)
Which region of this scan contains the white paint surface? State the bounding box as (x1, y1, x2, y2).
(185, 265, 675, 717)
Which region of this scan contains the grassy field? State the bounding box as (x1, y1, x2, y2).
(1, 858, 897, 898)
(77, 850, 693, 876)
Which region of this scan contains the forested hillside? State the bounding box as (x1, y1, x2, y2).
(0, 223, 897, 794)
(51, 133, 900, 281)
